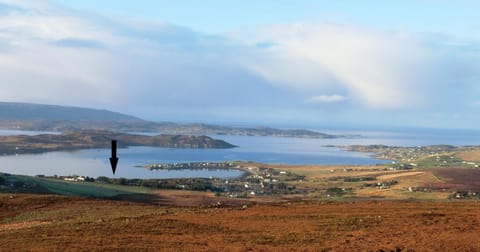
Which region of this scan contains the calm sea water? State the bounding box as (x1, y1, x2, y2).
(0, 128, 479, 179)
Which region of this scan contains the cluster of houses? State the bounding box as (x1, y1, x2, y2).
(451, 191, 479, 199)
(461, 161, 479, 168)
(213, 166, 301, 198)
(362, 180, 398, 190)
(147, 162, 236, 170)
(62, 176, 86, 182)
(375, 145, 458, 163)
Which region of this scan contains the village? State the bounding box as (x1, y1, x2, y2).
(343, 144, 480, 171)
(144, 162, 307, 196)
(211, 165, 305, 197)
(146, 161, 237, 170)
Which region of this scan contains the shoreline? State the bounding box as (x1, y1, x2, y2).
(2, 135, 480, 202)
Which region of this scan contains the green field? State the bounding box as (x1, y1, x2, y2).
(0, 173, 150, 198)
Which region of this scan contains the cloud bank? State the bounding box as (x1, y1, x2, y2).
(0, 0, 478, 127)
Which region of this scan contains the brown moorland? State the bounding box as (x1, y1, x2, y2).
(1, 194, 479, 251)
(430, 168, 480, 190)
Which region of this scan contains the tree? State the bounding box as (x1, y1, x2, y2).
(96, 176, 110, 183)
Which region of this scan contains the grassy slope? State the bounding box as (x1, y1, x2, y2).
(0, 174, 150, 198)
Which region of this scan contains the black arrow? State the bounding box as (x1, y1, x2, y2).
(109, 140, 119, 174)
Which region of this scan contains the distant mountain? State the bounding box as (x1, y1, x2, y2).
(0, 102, 141, 122)
(0, 102, 353, 139)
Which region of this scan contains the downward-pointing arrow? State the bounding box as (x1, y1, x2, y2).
(109, 140, 119, 174)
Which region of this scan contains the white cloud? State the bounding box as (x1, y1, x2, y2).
(239, 23, 436, 110)
(308, 94, 347, 104)
(0, 0, 294, 117)
(0, 2, 125, 106)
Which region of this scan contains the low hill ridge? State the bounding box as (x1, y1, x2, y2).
(0, 102, 142, 122)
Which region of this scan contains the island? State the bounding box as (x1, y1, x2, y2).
(0, 130, 237, 155)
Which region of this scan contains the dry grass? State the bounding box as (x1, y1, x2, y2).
(456, 148, 480, 161)
(431, 168, 480, 190)
(1, 194, 480, 251)
(376, 171, 425, 180)
(261, 164, 452, 200)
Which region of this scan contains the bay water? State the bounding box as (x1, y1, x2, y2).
(0, 128, 479, 179)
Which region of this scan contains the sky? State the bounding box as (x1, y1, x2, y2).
(0, 0, 479, 129)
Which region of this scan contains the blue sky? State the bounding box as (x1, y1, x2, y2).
(0, 0, 479, 129)
(54, 0, 479, 37)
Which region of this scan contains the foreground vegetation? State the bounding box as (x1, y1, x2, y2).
(1, 194, 479, 251)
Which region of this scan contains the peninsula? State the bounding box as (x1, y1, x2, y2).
(0, 130, 236, 155)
